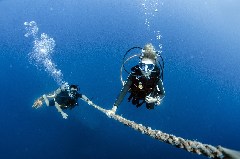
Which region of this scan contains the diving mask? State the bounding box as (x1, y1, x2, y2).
(139, 62, 155, 72)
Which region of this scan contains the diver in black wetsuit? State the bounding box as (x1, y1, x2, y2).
(33, 82, 90, 119)
(109, 43, 165, 114)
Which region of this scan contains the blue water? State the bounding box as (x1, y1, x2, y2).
(1, 0, 240, 159)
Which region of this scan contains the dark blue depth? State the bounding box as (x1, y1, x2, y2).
(0, 0, 240, 159)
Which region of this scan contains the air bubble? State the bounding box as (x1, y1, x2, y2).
(24, 21, 64, 85)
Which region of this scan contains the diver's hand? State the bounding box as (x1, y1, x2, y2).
(106, 105, 117, 118)
(111, 105, 117, 114)
(145, 96, 157, 103)
(87, 100, 93, 105)
(32, 97, 44, 109)
(61, 112, 68, 119)
(106, 110, 114, 118)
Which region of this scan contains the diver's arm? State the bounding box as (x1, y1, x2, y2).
(40, 89, 60, 107)
(46, 88, 61, 98)
(80, 94, 88, 101)
(54, 102, 68, 119)
(80, 94, 93, 105)
(46, 94, 55, 98)
(112, 75, 132, 112)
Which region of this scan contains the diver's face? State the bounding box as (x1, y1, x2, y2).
(69, 88, 78, 97)
(139, 58, 155, 77)
(70, 88, 77, 93)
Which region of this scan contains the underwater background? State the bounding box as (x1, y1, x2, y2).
(1, 0, 240, 159)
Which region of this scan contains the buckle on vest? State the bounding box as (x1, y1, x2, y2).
(138, 82, 143, 89)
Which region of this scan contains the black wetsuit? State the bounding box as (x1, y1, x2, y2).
(55, 90, 82, 109)
(114, 65, 165, 109)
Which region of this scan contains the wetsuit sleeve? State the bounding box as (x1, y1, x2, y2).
(77, 93, 92, 103)
(113, 75, 132, 107)
(46, 88, 61, 98)
(55, 88, 62, 95)
(80, 94, 91, 102)
(77, 93, 83, 98)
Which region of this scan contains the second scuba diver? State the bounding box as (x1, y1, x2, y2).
(33, 82, 91, 119)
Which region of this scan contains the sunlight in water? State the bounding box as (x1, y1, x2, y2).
(24, 21, 64, 85)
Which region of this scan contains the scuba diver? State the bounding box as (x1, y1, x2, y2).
(33, 82, 91, 119)
(109, 43, 165, 115)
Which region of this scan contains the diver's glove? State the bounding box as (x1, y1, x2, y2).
(61, 112, 68, 119)
(106, 105, 118, 118)
(145, 96, 158, 104)
(111, 105, 117, 114)
(32, 96, 44, 109)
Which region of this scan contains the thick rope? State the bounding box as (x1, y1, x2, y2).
(82, 98, 240, 159)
